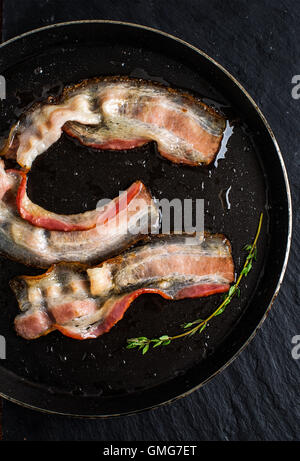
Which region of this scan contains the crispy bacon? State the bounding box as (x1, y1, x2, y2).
(1, 77, 226, 169)
(11, 234, 234, 340)
(0, 161, 158, 267)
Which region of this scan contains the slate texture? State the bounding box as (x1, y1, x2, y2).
(1, 0, 299, 441)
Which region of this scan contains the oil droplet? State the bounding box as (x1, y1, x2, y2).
(225, 186, 232, 210)
(34, 67, 43, 75)
(214, 121, 234, 167)
(218, 185, 232, 211)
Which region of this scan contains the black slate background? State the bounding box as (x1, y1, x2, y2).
(1, 0, 299, 441)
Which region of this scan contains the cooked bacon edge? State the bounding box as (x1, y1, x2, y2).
(0, 160, 158, 267)
(17, 172, 144, 231)
(1, 77, 226, 169)
(11, 234, 234, 340)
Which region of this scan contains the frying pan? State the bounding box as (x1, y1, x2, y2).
(0, 21, 291, 417)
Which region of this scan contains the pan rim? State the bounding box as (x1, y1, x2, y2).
(0, 19, 292, 418)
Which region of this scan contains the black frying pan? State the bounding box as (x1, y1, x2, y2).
(0, 21, 292, 417)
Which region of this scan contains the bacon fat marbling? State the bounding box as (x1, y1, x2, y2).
(11, 234, 234, 340)
(0, 161, 158, 267)
(1, 77, 226, 168)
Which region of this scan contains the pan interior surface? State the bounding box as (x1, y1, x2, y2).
(0, 22, 290, 416)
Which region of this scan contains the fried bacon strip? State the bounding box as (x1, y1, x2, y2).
(11, 234, 234, 340)
(1, 77, 226, 169)
(17, 172, 144, 231)
(0, 161, 158, 267)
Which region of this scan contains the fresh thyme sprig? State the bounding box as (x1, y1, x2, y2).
(127, 213, 263, 354)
